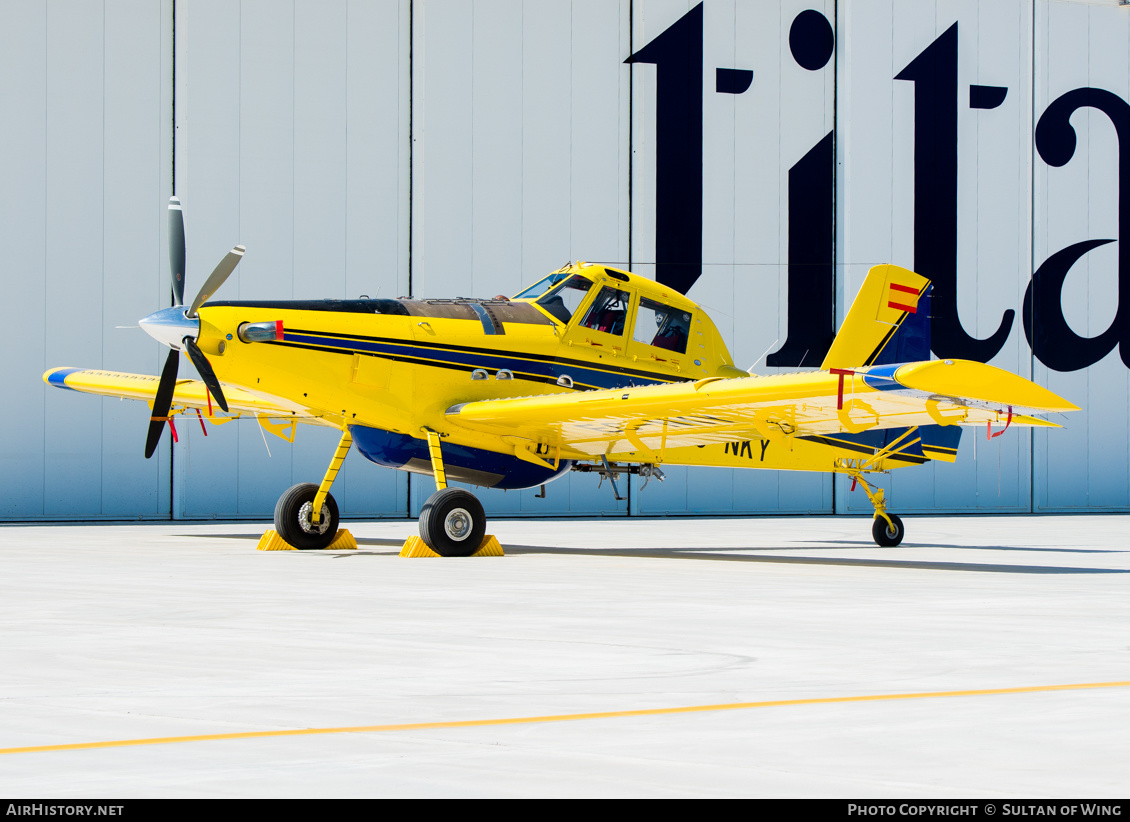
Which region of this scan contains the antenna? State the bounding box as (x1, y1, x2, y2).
(748, 339, 779, 373)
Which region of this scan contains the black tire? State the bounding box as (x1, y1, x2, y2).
(274, 482, 339, 550)
(419, 488, 486, 557)
(872, 513, 905, 547)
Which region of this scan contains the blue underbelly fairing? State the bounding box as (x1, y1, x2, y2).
(349, 425, 573, 490)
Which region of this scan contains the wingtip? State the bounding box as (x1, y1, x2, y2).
(43, 367, 83, 389)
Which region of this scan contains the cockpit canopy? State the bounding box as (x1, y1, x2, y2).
(512, 264, 694, 356)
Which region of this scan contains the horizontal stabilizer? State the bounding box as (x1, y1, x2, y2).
(888, 360, 1079, 414)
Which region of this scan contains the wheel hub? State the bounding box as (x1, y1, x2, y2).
(297, 501, 332, 535)
(444, 507, 473, 541)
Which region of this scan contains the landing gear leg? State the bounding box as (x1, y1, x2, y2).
(274, 429, 352, 550)
(848, 472, 905, 547)
(418, 429, 486, 557)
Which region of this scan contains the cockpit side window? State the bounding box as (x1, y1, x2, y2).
(535, 274, 594, 324)
(579, 286, 631, 336)
(633, 297, 690, 355)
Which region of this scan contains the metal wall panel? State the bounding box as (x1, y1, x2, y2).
(100, 0, 175, 517)
(835, 0, 1034, 515)
(0, 0, 171, 521)
(172, 0, 242, 518)
(410, 0, 631, 517)
(1032, 0, 1130, 512)
(0, 1, 50, 519)
(339, 0, 414, 515)
(174, 0, 411, 519)
(43, 1, 106, 517)
(631, 0, 834, 515)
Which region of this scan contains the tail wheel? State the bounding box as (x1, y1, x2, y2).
(275, 482, 339, 550)
(419, 488, 486, 557)
(872, 513, 905, 547)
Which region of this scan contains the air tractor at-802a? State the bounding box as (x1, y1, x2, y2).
(45, 198, 1078, 554)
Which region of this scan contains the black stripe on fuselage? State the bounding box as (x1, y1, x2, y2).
(263, 339, 592, 388)
(266, 327, 685, 389)
(284, 327, 680, 384)
(263, 338, 662, 392)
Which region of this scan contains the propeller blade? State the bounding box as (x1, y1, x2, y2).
(168, 197, 186, 306)
(145, 348, 180, 459)
(183, 337, 229, 413)
(187, 245, 245, 318)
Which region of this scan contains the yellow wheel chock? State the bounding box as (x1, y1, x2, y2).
(400, 534, 503, 557)
(257, 528, 357, 551)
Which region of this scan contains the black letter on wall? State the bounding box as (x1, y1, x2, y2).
(626, 3, 704, 296)
(1025, 88, 1130, 371)
(767, 9, 836, 367)
(896, 23, 1014, 362)
(768, 131, 836, 366)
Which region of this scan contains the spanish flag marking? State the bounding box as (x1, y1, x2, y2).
(887, 282, 919, 314)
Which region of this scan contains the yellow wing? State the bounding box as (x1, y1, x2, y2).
(444, 360, 1076, 461)
(43, 367, 330, 427)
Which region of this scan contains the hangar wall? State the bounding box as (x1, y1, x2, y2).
(0, 0, 173, 520)
(4, 0, 1129, 520)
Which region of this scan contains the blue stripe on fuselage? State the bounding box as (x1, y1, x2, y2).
(277, 332, 673, 390)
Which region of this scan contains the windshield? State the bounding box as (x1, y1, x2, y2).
(515, 270, 572, 300)
(535, 274, 594, 324)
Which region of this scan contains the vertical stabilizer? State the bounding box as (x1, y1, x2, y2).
(820, 264, 932, 370)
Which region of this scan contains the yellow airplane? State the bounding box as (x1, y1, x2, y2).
(44, 198, 1077, 554)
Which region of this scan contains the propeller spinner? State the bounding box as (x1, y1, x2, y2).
(140, 197, 244, 457)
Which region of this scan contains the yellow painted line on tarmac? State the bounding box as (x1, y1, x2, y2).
(2, 680, 1128, 756)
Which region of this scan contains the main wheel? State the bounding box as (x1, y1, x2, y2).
(872, 513, 904, 547)
(274, 482, 339, 550)
(419, 488, 486, 557)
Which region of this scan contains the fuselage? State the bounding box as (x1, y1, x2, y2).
(132, 262, 982, 487)
(187, 262, 745, 488)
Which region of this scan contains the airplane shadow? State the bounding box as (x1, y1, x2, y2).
(807, 540, 1125, 555)
(189, 534, 1127, 574)
(197, 533, 405, 547)
(494, 545, 1127, 574)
